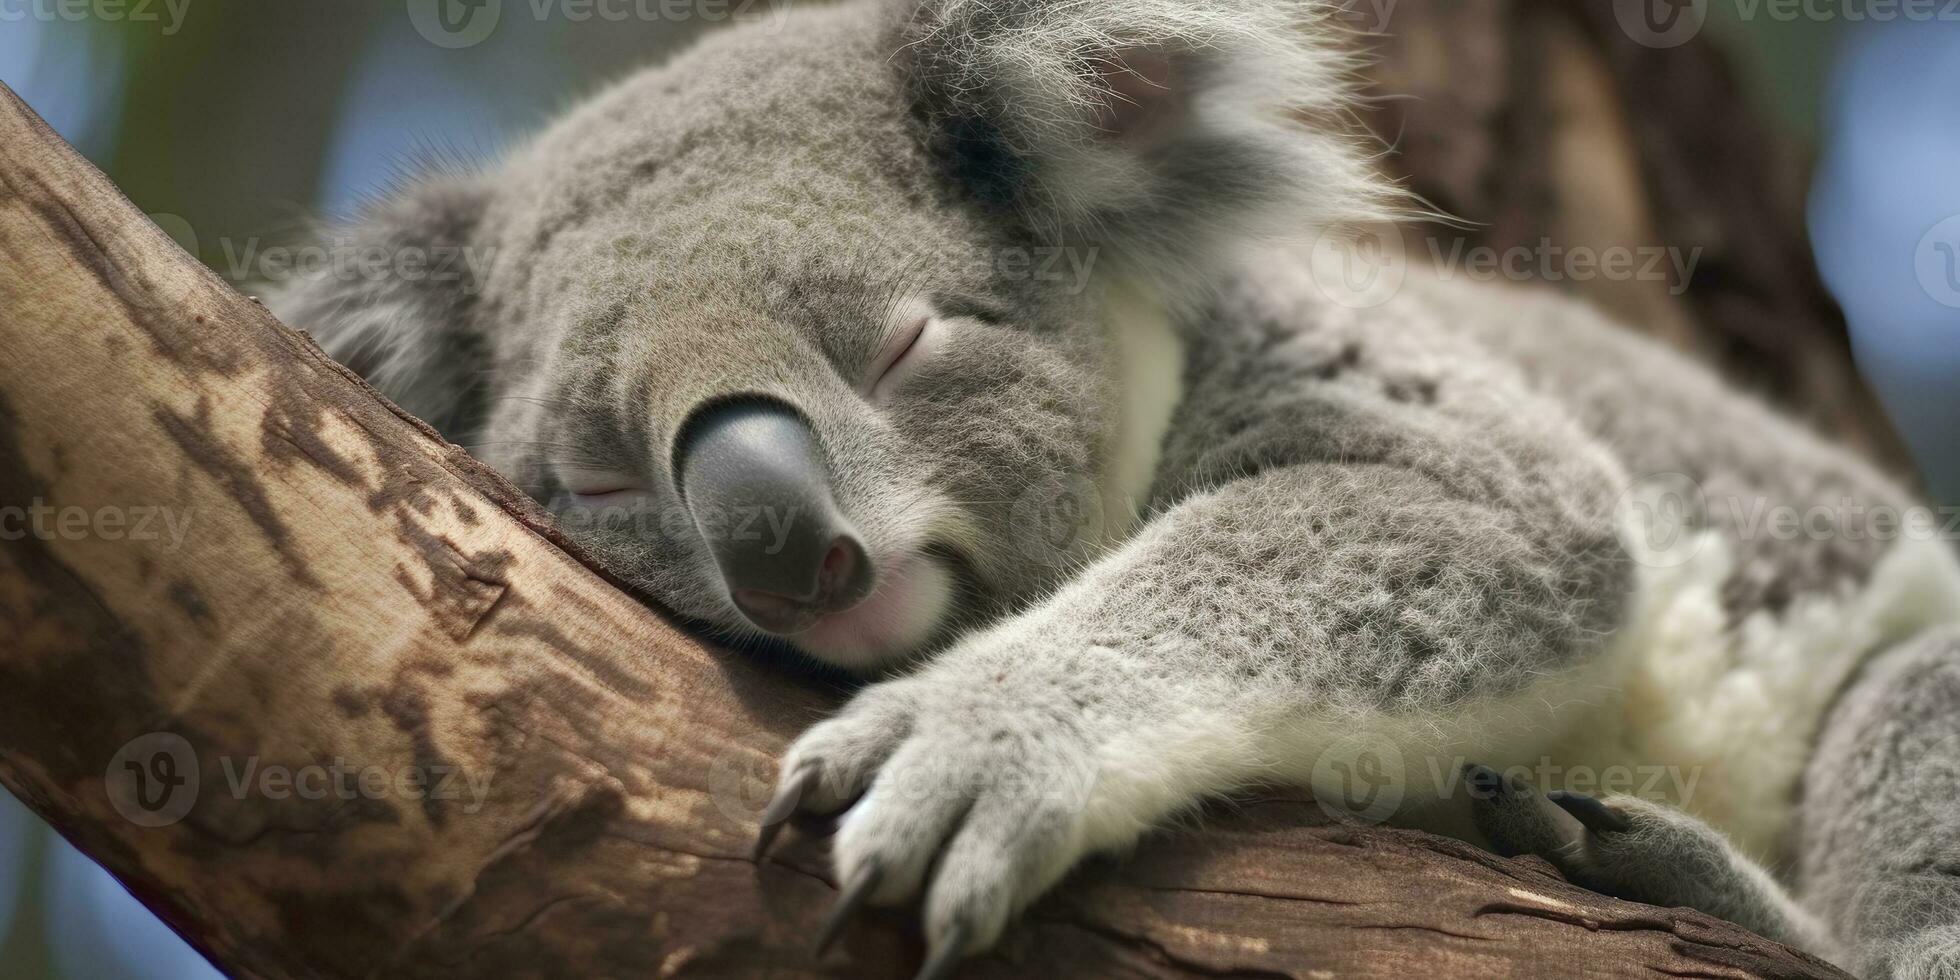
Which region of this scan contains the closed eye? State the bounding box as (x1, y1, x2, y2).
(559, 469, 645, 502)
(868, 315, 943, 401)
(570, 488, 642, 502)
(931, 294, 1007, 325)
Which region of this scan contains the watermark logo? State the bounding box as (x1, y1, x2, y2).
(1912, 732, 1960, 800)
(101, 212, 201, 311)
(106, 733, 199, 828)
(1915, 215, 1960, 310)
(150, 212, 200, 259)
(1614, 0, 1710, 47)
(706, 747, 782, 826)
(1614, 471, 1709, 568)
(1309, 225, 1407, 310)
(408, 0, 502, 49)
(105, 733, 494, 827)
(1333, 0, 1401, 33)
(1310, 734, 1406, 825)
(1008, 474, 1108, 570)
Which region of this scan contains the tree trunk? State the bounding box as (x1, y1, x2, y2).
(1356, 0, 1907, 473)
(0, 33, 1855, 980)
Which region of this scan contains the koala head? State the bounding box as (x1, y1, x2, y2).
(275, 0, 1394, 671)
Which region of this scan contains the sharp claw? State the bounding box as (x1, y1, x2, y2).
(814, 860, 883, 957)
(914, 920, 970, 980)
(1546, 790, 1633, 834)
(752, 822, 785, 864)
(753, 763, 821, 862)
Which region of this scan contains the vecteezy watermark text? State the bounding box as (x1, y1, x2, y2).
(1310, 739, 1705, 825)
(1309, 227, 1704, 309)
(1428, 238, 1702, 296)
(1332, 0, 1401, 33)
(221, 236, 498, 297)
(215, 231, 1097, 299)
(216, 755, 492, 813)
(1613, 471, 1960, 567)
(106, 732, 493, 828)
(553, 495, 804, 554)
(407, 0, 792, 49)
(1615, 0, 1960, 48)
(603, 235, 1102, 296)
(1430, 756, 1703, 804)
(0, 0, 190, 34)
(0, 499, 193, 551)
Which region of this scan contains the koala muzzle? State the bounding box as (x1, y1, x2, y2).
(677, 400, 875, 634)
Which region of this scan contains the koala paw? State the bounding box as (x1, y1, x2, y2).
(756, 672, 1109, 978)
(1463, 764, 1822, 950)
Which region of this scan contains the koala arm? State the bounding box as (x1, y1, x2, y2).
(772, 339, 1636, 963)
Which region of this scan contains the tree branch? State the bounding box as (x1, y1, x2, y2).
(0, 71, 1846, 980)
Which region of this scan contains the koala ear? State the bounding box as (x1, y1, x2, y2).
(900, 0, 1402, 287)
(265, 175, 494, 440)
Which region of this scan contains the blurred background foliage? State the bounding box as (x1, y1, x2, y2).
(0, 3, 1953, 977)
(2, 0, 723, 267)
(0, 2, 1849, 270)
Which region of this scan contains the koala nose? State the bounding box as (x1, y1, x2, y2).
(676, 399, 875, 634)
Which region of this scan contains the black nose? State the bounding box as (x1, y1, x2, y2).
(676, 400, 875, 634)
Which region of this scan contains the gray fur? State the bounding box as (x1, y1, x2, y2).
(1454, 280, 1915, 620)
(1471, 772, 1835, 956)
(900, 0, 1398, 291)
(277, 176, 494, 436)
(1800, 626, 1960, 979)
(267, 1, 1960, 974)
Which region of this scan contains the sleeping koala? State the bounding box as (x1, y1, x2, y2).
(272, 1, 1960, 976)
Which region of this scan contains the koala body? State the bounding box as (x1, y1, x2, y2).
(274, 1, 1960, 975)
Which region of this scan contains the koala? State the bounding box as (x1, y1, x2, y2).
(270, 1, 1960, 977)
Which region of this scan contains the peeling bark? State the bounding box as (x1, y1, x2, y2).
(0, 21, 1862, 980)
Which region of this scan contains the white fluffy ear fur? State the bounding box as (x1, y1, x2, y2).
(899, 0, 1403, 290)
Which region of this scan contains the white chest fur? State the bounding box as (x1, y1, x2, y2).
(1552, 524, 1960, 862)
(1099, 281, 1187, 540)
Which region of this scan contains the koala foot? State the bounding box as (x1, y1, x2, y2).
(1463, 764, 1830, 954)
(754, 665, 1118, 980)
